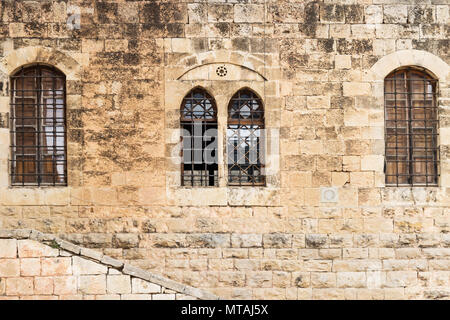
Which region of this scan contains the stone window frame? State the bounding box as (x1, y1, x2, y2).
(165, 50, 281, 206)
(0, 46, 84, 205)
(367, 49, 450, 189)
(180, 86, 219, 187)
(384, 67, 439, 187)
(10, 64, 68, 187)
(227, 87, 266, 187)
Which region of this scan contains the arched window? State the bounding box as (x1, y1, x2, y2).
(180, 88, 218, 186)
(10, 65, 67, 186)
(385, 67, 439, 186)
(227, 89, 265, 186)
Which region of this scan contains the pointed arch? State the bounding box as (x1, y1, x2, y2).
(227, 88, 265, 186)
(180, 87, 218, 187)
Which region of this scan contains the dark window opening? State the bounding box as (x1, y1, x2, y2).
(227, 89, 265, 186)
(181, 88, 218, 187)
(384, 67, 439, 186)
(10, 64, 67, 186)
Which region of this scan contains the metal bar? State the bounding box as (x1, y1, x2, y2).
(10, 65, 67, 186)
(385, 68, 439, 186)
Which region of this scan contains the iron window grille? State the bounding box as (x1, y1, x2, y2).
(10, 64, 67, 186)
(180, 88, 218, 187)
(227, 89, 265, 186)
(384, 67, 439, 186)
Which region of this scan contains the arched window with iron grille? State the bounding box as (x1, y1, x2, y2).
(10, 64, 67, 186)
(384, 67, 439, 186)
(180, 88, 218, 187)
(227, 89, 265, 186)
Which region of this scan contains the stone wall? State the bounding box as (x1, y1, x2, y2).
(0, 0, 448, 299)
(0, 229, 217, 300)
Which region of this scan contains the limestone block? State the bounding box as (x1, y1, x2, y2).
(358, 188, 381, 206)
(343, 82, 371, 96)
(365, 6, 383, 24)
(72, 256, 107, 275)
(231, 234, 263, 248)
(105, 40, 128, 52)
(234, 5, 265, 23)
(344, 107, 369, 126)
(112, 234, 139, 249)
(386, 271, 417, 288)
(171, 38, 191, 53)
(307, 96, 330, 109)
(107, 275, 131, 294)
(132, 278, 161, 294)
(299, 141, 323, 155)
(394, 217, 434, 233)
(330, 25, 351, 39)
(0, 189, 43, 206)
(343, 156, 360, 171)
(351, 24, 376, 38)
(335, 55, 351, 69)
(384, 5, 408, 24)
(304, 260, 332, 272)
(34, 277, 54, 295)
(138, 187, 166, 205)
(20, 258, 40, 276)
(82, 39, 104, 53)
(361, 155, 384, 172)
(188, 3, 207, 23)
(253, 288, 287, 300)
(263, 234, 292, 248)
(350, 172, 374, 187)
(79, 275, 106, 295)
(332, 172, 349, 187)
(436, 6, 449, 24)
(41, 258, 72, 276)
(0, 260, 20, 277)
(0, 239, 17, 258)
(246, 272, 272, 288)
(80, 248, 103, 261)
(311, 272, 336, 288)
(320, 4, 345, 23)
(336, 272, 367, 288)
(96, 294, 120, 300)
(152, 293, 176, 300)
(208, 4, 234, 23)
(53, 276, 77, 295)
(118, 2, 139, 23)
(121, 294, 152, 300)
(6, 277, 33, 296)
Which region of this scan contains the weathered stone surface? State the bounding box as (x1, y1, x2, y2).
(79, 275, 106, 295)
(72, 256, 108, 275)
(18, 240, 58, 258)
(41, 258, 72, 276)
(231, 234, 262, 248)
(0, 260, 20, 277)
(0, 239, 17, 258)
(107, 275, 131, 294)
(263, 234, 292, 248)
(132, 278, 161, 294)
(0, 0, 448, 301)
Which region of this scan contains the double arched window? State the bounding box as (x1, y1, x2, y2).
(384, 67, 439, 186)
(10, 65, 67, 186)
(180, 88, 265, 187)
